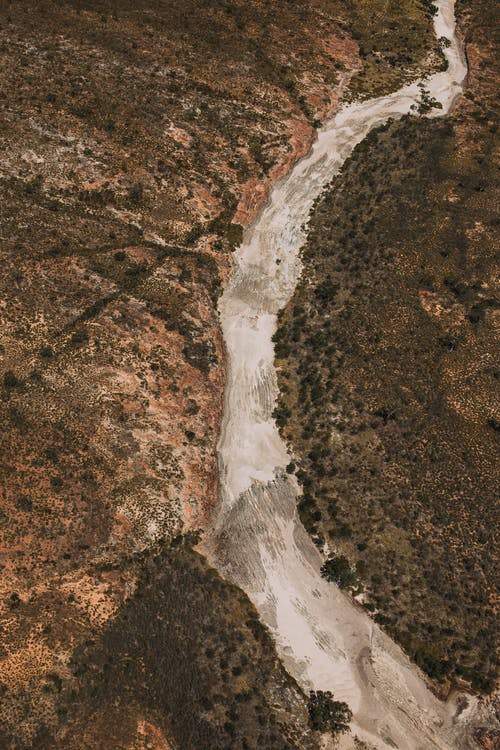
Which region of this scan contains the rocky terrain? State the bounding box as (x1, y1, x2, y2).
(0, 0, 492, 748)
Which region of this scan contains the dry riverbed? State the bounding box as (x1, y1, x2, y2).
(203, 2, 493, 748)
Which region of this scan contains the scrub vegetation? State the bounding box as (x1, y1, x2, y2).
(275, 0, 498, 695)
(345, 0, 444, 98)
(5, 540, 317, 750)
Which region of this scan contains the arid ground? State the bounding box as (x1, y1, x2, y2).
(0, 1, 497, 748)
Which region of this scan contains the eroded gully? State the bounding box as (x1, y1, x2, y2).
(203, 2, 484, 748)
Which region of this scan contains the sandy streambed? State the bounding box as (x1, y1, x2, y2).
(205, 2, 482, 748)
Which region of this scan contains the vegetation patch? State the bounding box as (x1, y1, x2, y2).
(345, 0, 443, 98)
(275, 5, 498, 693)
(307, 690, 352, 735)
(28, 542, 319, 750)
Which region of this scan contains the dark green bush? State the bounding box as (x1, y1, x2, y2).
(307, 690, 352, 734)
(320, 555, 356, 589)
(3, 371, 19, 388)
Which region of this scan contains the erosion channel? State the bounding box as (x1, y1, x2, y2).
(205, 2, 480, 748)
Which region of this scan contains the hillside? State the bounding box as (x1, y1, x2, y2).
(274, 0, 498, 699)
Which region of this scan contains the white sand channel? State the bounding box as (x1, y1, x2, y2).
(206, 3, 485, 748)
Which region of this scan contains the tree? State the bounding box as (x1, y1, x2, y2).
(314, 278, 339, 302)
(307, 690, 352, 734)
(410, 84, 443, 115)
(320, 555, 356, 589)
(3, 370, 19, 388)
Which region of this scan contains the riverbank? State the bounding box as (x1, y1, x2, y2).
(273, 0, 499, 704)
(204, 1, 487, 748)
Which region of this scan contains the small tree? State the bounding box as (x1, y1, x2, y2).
(308, 690, 352, 734)
(314, 278, 339, 302)
(127, 182, 143, 205)
(320, 555, 356, 589)
(410, 84, 443, 116)
(3, 370, 19, 388)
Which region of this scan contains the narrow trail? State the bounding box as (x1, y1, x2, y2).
(204, 3, 480, 748)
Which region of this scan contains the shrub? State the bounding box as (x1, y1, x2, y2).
(272, 404, 291, 427)
(3, 370, 19, 387)
(410, 85, 443, 115)
(226, 223, 243, 250)
(314, 278, 339, 302)
(307, 690, 352, 734)
(320, 555, 356, 589)
(70, 329, 89, 346)
(127, 183, 143, 204)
